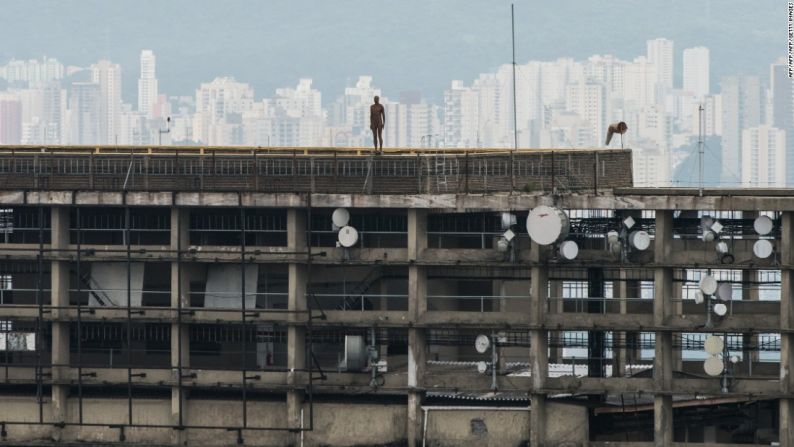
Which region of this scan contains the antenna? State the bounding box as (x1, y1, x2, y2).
(511, 3, 518, 151)
(698, 104, 704, 196)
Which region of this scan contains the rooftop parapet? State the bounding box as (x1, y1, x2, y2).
(0, 145, 633, 194)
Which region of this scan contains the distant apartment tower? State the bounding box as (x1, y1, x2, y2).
(721, 75, 762, 183)
(565, 82, 606, 146)
(91, 60, 122, 144)
(741, 125, 786, 187)
(0, 97, 22, 144)
(682, 47, 710, 97)
(646, 38, 674, 93)
(69, 82, 101, 145)
(443, 80, 479, 148)
(771, 60, 794, 185)
(138, 50, 158, 117)
(1, 57, 64, 85)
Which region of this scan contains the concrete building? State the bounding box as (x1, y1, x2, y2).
(646, 38, 674, 94)
(90, 60, 122, 145)
(0, 145, 790, 446)
(682, 47, 710, 98)
(741, 125, 786, 187)
(137, 50, 158, 117)
(721, 75, 762, 185)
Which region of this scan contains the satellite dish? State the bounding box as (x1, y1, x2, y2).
(704, 335, 724, 355)
(753, 239, 773, 259)
(702, 230, 716, 242)
(609, 241, 623, 255)
(753, 215, 774, 235)
(629, 231, 651, 251)
(704, 355, 725, 377)
(338, 226, 359, 248)
(475, 334, 491, 354)
(496, 237, 509, 252)
(605, 121, 628, 145)
(526, 206, 570, 246)
(711, 221, 724, 234)
(694, 290, 705, 304)
(501, 212, 517, 230)
(716, 282, 733, 301)
(332, 208, 350, 228)
(730, 355, 740, 364)
(503, 229, 516, 242)
(607, 231, 619, 244)
(699, 275, 718, 295)
(477, 361, 488, 374)
(559, 240, 579, 260)
(701, 215, 714, 228)
(715, 241, 729, 254)
(714, 302, 728, 316)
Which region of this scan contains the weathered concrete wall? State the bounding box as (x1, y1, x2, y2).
(422, 402, 587, 447)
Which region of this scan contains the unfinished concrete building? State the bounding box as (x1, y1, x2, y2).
(0, 145, 788, 446)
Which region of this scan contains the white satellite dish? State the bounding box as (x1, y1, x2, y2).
(477, 361, 488, 374)
(753, 215, 774, 235)
(694, 291, 705, 304)
(526, 206, 570, 246)
(496, 238, 509, 252)
(702, 230, 716, 242)
(704, 355, 725, 377)
(704, 335, 724, 355)
(501, 212, 517, 230)
(715, 241, 729, 254)
(559, 240, 579, 260)
(711, 221, 724, 234)
(716, 282, 733, 301)
(628, 231, 651, 251)
(714, 302, 728, 316)
(332, 208, 350, 228)
(607, 231, 619, 244)
(753, 239, 773, 259)
(503, 229, 515, 242)
(338, 226, 359, 248)
(475, 334, 491, 354)
(699, 275, 718, 295)
(730, 355, 740, 364)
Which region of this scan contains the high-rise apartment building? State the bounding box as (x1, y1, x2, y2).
(682, 47, 710, 98)
(91, 60, 122, 144)
(741, 125, 786, 186)
(69, 82, 101, 145)
(138, 50, 158, 117)
(646, 38, 674, 93)
(721, 75, 762, 183)
(0, 96, 22, 144)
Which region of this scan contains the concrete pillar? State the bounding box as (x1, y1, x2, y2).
(170, 208, 190, 444)
(407, 209, 427, 447)
(780, 212, 794, 445)
(653, 210, 674, 446)
(529, 242, 548, 446)
(613, 272, 628, 377)
(548, 280, 563, 364)
(50, 207, 70, 438)
(287, 209, 308, 437)
(742, 269, 760, 369)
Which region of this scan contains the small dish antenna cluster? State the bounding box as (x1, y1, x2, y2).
(607, 215, 651, 257)
(702, 334, 739, 392)
(497, 213, 518, 261)
(701, 216, 734, 264)
(526, 206, 579, 261)
(697, 273, 732, 321)
(333, 209, 358, 259)
(752, 215, 775, 259)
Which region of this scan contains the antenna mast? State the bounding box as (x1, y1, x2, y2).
(698, 104, 704, 196)
(511, 4, 518, 151)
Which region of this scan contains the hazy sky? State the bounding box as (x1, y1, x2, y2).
(0, 0, 784, 102)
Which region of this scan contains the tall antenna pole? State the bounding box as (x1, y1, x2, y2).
(511, 4, 518, 151)
(698, 104, 704, 196)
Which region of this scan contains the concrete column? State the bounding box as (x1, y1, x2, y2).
(170, 208, 190, 444)
(653, 210, 674, 446)
(613, 271, 628, 377)
(50, 207, 70, 437)
(548, 280, 563, 364)
(742, 269, 760, 369)
(287, 208, 308, 434)
(780, 212, 794, 445)
(407, 209, 427, 447)
(529, 242, 548, 446)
